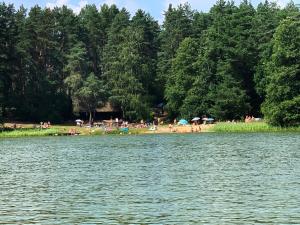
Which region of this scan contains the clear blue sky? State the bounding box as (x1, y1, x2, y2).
(3, 0, 292, 22)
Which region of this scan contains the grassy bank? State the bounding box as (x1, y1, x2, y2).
(211, 122, 300, 132)
(1, 122, 299, 138)
(0, 128, 62, 138)
(0, 125, 148, 138)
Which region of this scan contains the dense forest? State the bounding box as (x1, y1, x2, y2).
(0, 0, 299, 126)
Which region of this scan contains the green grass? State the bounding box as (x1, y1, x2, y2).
(0, 126, 148, 138)
(211, 122, 300, 132)
(0, 128, 63, 138)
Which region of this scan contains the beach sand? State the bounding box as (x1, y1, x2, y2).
(146, 124, 213, 134)
(3, 123, 214, 136)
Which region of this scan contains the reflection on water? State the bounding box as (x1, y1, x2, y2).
(1, 133, 300, 224)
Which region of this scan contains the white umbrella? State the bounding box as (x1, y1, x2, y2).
(75, 119, 83, 123)
(203, 118, 214, 121)
(191, 117, 201, 121)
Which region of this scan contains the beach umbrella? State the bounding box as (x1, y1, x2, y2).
(178, 119, 188, 125)
(75, 119, 83, 123)
(191, 117, 201, 121)
(202, 118, 214, 121)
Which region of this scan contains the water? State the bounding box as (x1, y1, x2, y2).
(0, 133, 300, 224)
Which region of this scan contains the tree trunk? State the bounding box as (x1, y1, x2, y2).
(89, 111, 92, 125)
(121, 106, 125, 120)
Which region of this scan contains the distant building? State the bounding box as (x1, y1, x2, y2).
(79, 102, 122, 121)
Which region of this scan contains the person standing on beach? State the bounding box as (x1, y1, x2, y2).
(168, 123, 173, 132)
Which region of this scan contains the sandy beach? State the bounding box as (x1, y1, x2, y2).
(2, 123, 214, 137)
(146, 124, 214, 134)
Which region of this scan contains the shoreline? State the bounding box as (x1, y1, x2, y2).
(0, 124, 213, 138)
(1, 122, 299, 138)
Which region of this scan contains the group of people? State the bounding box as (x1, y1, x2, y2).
(40, 121, 51, 129)
(68, 128, 78, 135)
(191, 123, 201, 132)
(168, 121, 202, 133)
(245, 115, 256, 123)
(11, 123, 22, 129)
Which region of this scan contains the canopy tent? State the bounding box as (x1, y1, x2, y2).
(178, 119, 188, 125)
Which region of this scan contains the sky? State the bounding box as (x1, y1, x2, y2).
(3, 0, 294, 23)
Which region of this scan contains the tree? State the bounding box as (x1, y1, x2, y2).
(157, 3, 194, 101)
(183, 0, 250, 120)
(262, 18, 300, 126)
(103, 9, 158, 120)
(131, 10, 160, 103)
(191, 11, 211, 39)
(74, 73, 107, 124)
(0, 3, 16, 120)
(0, 79, 3, 126)
(253, 1, 281, 109)
(64, 39, 108, 124)
(208, 72, 250, 120)
(79, 5, 104, 76)
(231, 0, 259, 115)
(165, 37, 199, 119)
(0, 2, 299, 124)
(106, 25, 151, 120)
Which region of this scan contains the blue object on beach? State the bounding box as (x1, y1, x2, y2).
(120, 127, 129, 133)
(178, 119, 188, 125)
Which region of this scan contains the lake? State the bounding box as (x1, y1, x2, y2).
(1, 133, 300, 224)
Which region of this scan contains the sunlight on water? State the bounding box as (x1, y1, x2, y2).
(1, 133, 300, 224)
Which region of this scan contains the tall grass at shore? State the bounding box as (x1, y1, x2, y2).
(0, 128, 61, 138)
(211, 122, 300, 132)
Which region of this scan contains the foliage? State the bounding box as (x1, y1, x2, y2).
(157, 3, 194, 100)
(65, 72, 107, 124)
(165, 37, 200, 118)
(0, 1, 299, 127)
(103, 9, 158, 121)
(262, 18, 300, 126)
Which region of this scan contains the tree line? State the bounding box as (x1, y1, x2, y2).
(0, 0, 299, 126)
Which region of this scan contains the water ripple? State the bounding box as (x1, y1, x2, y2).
(0, 133, 300, 224)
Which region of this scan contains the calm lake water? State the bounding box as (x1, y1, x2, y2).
(1, 133, 300, 224)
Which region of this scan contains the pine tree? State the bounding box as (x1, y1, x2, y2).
(262, 17, 300, 126)
(79, 5, 103, 76)
(0, 78, 3, 125)
(208, 61, 250, 120)
(157, 3, 194, 102)
(186, 0, 250, 120)
(0, 2, 299, 124)
(253, 1, 281, 108)
(231, 0, 259, 115)
(130, 10, 160, 103)
(0, 3, 16, 119)
(103, 9, 157, 120)
(165, 37, 199, 119)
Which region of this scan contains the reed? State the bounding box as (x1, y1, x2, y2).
(211, 122, 300, 132)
